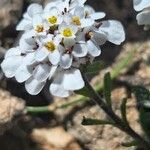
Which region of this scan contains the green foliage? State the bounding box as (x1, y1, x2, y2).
(75, 86, 92, 97)
(120, 98, 128, 125)
(122, 140, 139, 147)
(81, 61, 105, 75)
(133, 86, 150, 102)
(103, 72, 112, 107)
(82, 117, 115, 126)
(111, 49, 135, 79)
(133, 86, 150, 140)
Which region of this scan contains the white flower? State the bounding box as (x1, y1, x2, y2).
(1, 47, 34, 82)
(32, 14, 49, 35)
(19, 30, 37, 53)
(69, 0, 87, 9)
(84, 5, 106, 21)
(44, 0, 63, 12)
(35, 34, 62, 65)
(65, 6, 94, 28)
(1, 47, 57, 95)
(76, 28, 103, 57)
(58, 23, 78, 47)
(59, 43, 88, 69)
(16, 3, 43, 31)
(97, 20, 125, 45)
(1, 0, 125, 98)
(50, 68, 84, 97)
(136, 8, 150, 26)
(133, 0, 150, 26)
(133, 0, 150, 11)
(25, 63, 57, 95)
(43, 7, 63, 27)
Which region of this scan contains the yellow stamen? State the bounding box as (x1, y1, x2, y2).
(85, 11, 90, 17)
(35, 25, 44, 33)
(63, 28, 73, 37)
(71, 16, 81, 26)
(44, 41, 56, 52)
(48, 16, 57, 24)
(88, 31, 94, 38)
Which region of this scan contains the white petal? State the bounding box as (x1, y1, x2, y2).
(72, 44, 88, 57)
(74, 6, 85, 18)
(63, 38, 76, 47)
(48, 50, 60, 65)
(60, 54, 72, 69)
(133, 0, 150, 11)
(32, 14, 43, 29)
(70, 24, 78, 34)
(136, 10, 150, 25)
(58, 23, 66, 32)
(63, 69, 85, 90)
(76, 31, 86, 43)
(33, 64, 51, 82)
(25, 77, 45, 95)
(54, 35, 62, 45)
(15, 65, 31, 83)
(63, 14, 72, 24)
(23, 12, 31, 20)
(23, 52, 36, 65)
(87, 40, 101, 57)
(78, 0, 87, 5)
(5, 47, 21, 58)
(57, 1, 69, 13)
(1, 56, 22, 78)
(50, 73, 71, 97)
(27, 3, 43, 17)
(44, 2, 58, 12)
(80, 18, 94, 27)
(35, 47, 49, 62)
(16, 19, 32, 31)
(84, 5, 95, 15)
(21, 30, 36, 45)
(92, 31, 107, 45)
(49, 66, 57, 80)
(100, 20, 125, 45)
(19, 33, 36, 53)
(90, 12, 106, 20)
(42, 34, 53, 43)
(57, 16, 63, 25)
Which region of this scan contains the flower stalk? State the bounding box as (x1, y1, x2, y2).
(82, 74, 150, 150)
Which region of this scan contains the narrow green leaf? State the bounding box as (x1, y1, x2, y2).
(133, 86, 150, 139)
(120, 98, 128, 125)
(75, 86, 91, 97)
(104, 72, 112, 107)
(133, 86, 150, 103)
(122, 140, 139, 147)
(82, 117, 115, 126)
(81, 61, 105, 75)
(26, 106, 51, 114)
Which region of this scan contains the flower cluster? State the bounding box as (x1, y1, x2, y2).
(1, 0, 125, 97)
(133, 0, 150, 27)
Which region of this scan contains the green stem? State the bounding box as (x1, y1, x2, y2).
(83, 75, 150, 150)
(26, 106, 51, 113)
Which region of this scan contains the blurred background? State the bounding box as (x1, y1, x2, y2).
(0, 0, 149, 150)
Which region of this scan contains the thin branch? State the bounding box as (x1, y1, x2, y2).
(83, 75, 150, 150)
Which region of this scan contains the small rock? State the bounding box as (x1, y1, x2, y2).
(0, 89, 25, 135)
(31, 126, 81, 150)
